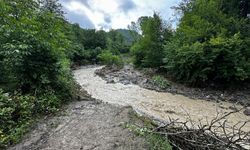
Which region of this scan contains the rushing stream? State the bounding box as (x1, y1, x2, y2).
(73, 66, 250, 131)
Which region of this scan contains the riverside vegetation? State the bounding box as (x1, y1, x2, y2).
(0, 0, 250, 149)
(0, 0, 128, 148)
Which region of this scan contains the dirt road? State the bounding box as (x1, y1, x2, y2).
(8, 100, 149, 150)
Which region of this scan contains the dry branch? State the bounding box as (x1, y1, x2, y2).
(152, 108, 250, 150)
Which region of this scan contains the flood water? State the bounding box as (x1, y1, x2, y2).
(74, 66, 250, 131)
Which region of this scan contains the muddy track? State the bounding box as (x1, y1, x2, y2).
(8, 100, 149, 150)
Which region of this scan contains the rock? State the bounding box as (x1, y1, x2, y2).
(142, 79, 148, 84)
(121, 80, 130, 85)
(229, 106, 238, 111)
(106, 78, 115, 84)
(243, 108, 250, 116)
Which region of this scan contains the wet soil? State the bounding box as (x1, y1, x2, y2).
(8, 98, 149, 150)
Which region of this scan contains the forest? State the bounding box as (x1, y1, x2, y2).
(0, 0, 249, 149)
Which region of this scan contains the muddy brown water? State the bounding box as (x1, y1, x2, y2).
(74, 66, 250, 132)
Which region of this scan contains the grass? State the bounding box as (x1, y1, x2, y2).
(152, 75, 170, 89)
(124, 110, 172, 150)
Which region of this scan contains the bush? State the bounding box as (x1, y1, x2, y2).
(152, 75, 170, 89)
(0, 89, 34, 148)
(0, 88, 66, 148)
(164, 34, 250, 84)
(130, 43, 146, 67)
(0, 1, 76, 148)
(98, 51, 123, 67)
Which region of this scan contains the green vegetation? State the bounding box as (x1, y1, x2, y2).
(125, 111, 172, 150)
(130, 13, 168, 67)
(98, 51, 124, 67)
(152, 75, 170, 89)
(0, 0, 131, 148)
(0, 0, 249, 148)
(0, 0, 74, 147)
(164, 0, 250, 85)
(124, 123, 172, 150)
(130, 0, 250, 85)
(68, 24, 132, 66)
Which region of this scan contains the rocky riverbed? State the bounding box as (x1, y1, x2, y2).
(95, 65, 250, 106)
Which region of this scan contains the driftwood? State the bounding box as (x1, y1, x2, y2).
(151, 107, 250, 150)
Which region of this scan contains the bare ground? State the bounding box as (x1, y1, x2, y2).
(8, 98, 150, 150)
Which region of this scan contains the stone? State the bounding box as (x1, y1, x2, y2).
(243, 108, 250, 116)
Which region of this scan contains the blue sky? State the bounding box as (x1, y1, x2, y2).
(60, 0, 181, 30)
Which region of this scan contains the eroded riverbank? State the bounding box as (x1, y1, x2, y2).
(74, 66, 250, 131)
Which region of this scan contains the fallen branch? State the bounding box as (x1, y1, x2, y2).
(151, 108, 250, 150)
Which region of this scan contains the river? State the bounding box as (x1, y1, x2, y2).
(73, 66, 250, 131)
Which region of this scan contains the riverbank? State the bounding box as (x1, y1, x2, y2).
(96, 65, 250, 108)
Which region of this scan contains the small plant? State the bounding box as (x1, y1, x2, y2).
(97, 51, 123, 67)
(124, 123, 149, 136)
(123, 123, 172, 150)
(152, 75, 170, 89)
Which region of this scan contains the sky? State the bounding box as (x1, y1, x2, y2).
(60, 0, 181, 30)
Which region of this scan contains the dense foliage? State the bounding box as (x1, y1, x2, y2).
(130, 13, 168, 67)
(68, 24, 131, 66)
(98, 51, 124, 67)
(164, 0, 250, 85)
(0, 0, 134, 147)
(0, 0, 72, 147)
(1, 0, 249, 148)
(130, 0, 250, 85)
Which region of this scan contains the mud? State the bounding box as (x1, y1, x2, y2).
(8, 100, 149, 150)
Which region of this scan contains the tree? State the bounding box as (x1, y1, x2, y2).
(39, 0, 64, 17)
(0, 0, 76, 147)
(107, 29, 125, 54)
(163, 0, 250, 85)
(131, 13, 167, 67)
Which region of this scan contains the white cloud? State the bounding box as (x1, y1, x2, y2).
(60, 0, 181, 30)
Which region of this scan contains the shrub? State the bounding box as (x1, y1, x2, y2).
(152, 75, 170, 89)
(35, 90, 60, 114)
(164, 34, 250, 84)
(130, 43, 146, 67)
(98, 51, 123, 67)
(0, 89, 35, 148)
(0, 1, 76, 148)
(0, 88, 66, 148)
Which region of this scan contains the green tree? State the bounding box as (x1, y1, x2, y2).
(107, 29, 125, 54)
(131, 13, 167, 68)
(164, 0, 250, 85)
